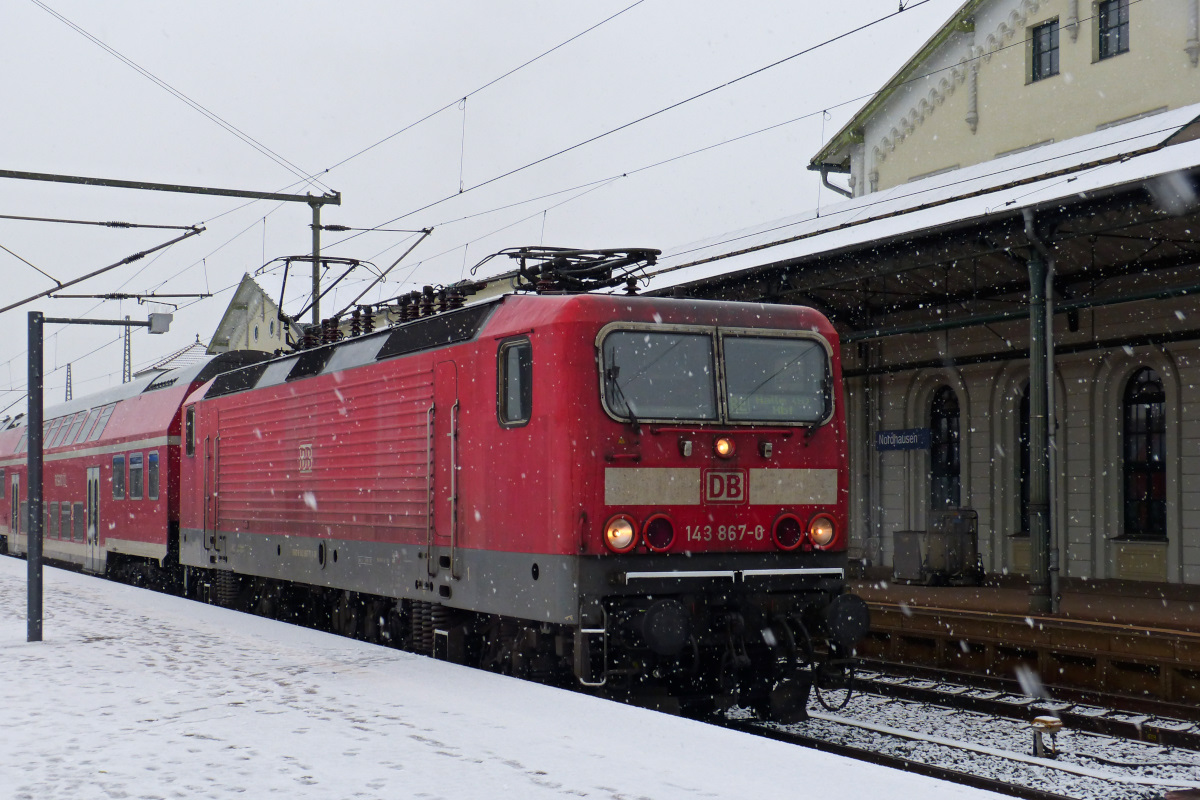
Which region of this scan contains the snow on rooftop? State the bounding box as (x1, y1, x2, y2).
(0, 556, 1001, 799)
(646, 102, 1200, 293)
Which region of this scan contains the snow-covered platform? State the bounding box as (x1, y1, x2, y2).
(0, 556, 999, 799)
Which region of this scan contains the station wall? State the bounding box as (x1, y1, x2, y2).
(843, 295, 1200, 584)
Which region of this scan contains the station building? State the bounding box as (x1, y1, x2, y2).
(646, 0, 1200, 587)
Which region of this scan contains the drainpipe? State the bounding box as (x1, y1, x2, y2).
(819, 164, 854, 199)
(1024, 209, 1059, 614)
(1188, 0, 1200, 66)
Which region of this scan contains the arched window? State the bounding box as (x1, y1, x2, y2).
(1018, 383, 1030, 535)
(1123, 368, 1166, 539)
(930, 386, 961, 510)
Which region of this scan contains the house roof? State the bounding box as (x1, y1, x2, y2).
(809, 0, 980, 170)
(134, 336, 210, 377)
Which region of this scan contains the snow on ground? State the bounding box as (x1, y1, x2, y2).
(0, 556, 1002, 799)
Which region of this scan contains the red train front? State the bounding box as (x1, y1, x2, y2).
(178, 288, 868, 717)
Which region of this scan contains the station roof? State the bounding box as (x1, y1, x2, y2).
(642, 102, 1200, 349)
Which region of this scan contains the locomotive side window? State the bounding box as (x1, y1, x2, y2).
(723, 335, 831, 423)
(185, 407, 195, 456)
(112, 455, 126, 500)
(129, 453, 144, 500)
(601, 330, 717, 422)
(148, 451, 160, 500)
(497, 338, 533, 427)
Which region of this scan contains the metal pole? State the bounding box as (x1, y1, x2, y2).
(311, 202, 322, 326)
(27, 311, 43, 642)
(1026, 252, 1052, 614)
(1045, 256, 1061, 613)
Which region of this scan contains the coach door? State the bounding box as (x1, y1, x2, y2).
(430, 360, 460, 578)
(9, 472, 18, 546)
(85, 467, 101, 573)
(203, 423, 225, 563)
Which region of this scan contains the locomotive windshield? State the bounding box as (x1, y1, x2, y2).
(599, 326, 831, 425)
(601, 331, 718, 421)
(724, 335, 829, 423)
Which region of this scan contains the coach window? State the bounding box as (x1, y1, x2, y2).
(74, 407, 101, 445)
(87, 404, 115, 442)
(497, 338, 532, 427)
(0, 468, 5, 500)
(112, 455, 126, 500)
(930, 386, 961, 510)
(63, 412, 87, 446)
(129, 453, 144, 500)
(148, 451, 160, 500)
(44, 418, 63, 449)
(1123, 367, 1166, 539)
(185, 407, 196, 456)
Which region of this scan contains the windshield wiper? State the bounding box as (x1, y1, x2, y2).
(604, 365, 639, 430)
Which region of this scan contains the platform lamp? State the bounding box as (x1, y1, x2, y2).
(26, 310, 172, 642)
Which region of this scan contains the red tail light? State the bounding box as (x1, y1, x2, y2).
(772, 514, 805, 551)
(643, 514, 675, 551)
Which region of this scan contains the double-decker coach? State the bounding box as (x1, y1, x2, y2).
(0, 353, 268, 583)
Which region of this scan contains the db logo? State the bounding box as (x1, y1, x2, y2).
(705, 469, 746, 504)
(298, 443, 313, 474)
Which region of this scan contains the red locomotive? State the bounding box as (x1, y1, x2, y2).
(0, 248, 867, 718)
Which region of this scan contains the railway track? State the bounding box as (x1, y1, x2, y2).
(718, 715, 1081, 800)
(717, 669, 1200, 800)
(857, 668, 1200, 751)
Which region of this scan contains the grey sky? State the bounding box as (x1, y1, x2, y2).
(0, 0, 960, 405)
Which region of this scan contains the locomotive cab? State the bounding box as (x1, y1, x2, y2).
(554, 297, 869, 718)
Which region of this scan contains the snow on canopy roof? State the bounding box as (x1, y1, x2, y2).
(645, 102, 1200, 293)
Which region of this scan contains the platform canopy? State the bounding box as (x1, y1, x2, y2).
(643, 102, 1200, 356)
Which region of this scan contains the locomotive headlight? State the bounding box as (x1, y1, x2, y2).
(604, 515, 638, 553)
(714, 437, 735, 458)
(808, 514, 836, 548)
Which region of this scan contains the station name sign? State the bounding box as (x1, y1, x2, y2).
(875, 428, 931, 451)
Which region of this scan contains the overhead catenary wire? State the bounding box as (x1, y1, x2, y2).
(28, 1, 330, 192)
(361, 0, 1148, 285)
(317, 0, 649, 177)
(333, 0, 937, 245)
(26, 0, 1087, 388)
(0, 242, 59, 284)
(0, 212, 199, 230)
(86, 0, 930, 322)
